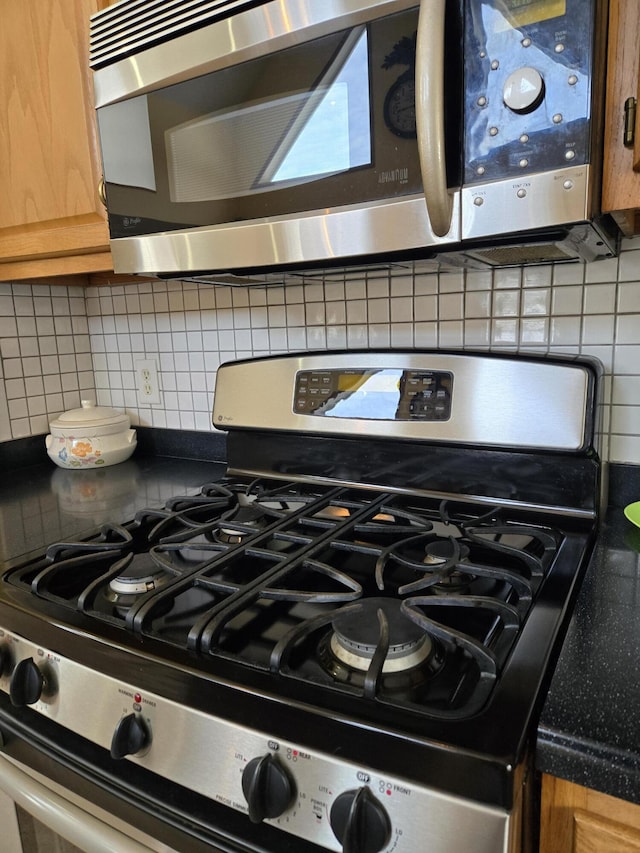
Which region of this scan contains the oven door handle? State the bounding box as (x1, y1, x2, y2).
(0, 754, 156, 853)
(415, 0, 454, 238)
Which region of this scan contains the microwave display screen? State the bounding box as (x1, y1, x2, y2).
(503, 0, 566, 24)
(293, 370, 453, 422)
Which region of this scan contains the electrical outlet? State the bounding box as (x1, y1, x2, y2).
(135, 358, 161, 406)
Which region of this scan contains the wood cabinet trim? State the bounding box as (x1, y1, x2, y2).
(541, 775, 640, 853)
(602, 0, 640, 232)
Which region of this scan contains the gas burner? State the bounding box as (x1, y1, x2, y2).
(216, 494, 268, 544)
(104, 558, 172, 615)
(423, 539, 476, 594)
(317, 598, 441, 697)
(331, 598, 432, 673)
(423, 539, 470, 566)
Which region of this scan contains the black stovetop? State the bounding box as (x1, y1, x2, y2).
(4, 475, 591, 737)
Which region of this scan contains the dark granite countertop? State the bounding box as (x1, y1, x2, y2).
(0, 428, 227, 569)
(536, 495, 640, 803)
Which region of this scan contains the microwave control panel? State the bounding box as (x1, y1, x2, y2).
(463, 0, 599, 184)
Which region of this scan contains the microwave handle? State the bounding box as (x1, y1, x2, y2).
(415, 0, 453, 237)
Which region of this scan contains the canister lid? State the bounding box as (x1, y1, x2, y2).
(49, 400, 130, 435)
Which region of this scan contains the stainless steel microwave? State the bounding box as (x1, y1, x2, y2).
(90, 0, 617, 279)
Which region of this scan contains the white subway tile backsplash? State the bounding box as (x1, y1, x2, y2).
(611, 434, 640, 461)
(463, 319, 491, 347)
(521, 288, 550, 316)
(493, 267, 522, 289)
(520, 317, 549, 345)
(617, 249, 640, 282)
(612, 375, 640, 405)
(439, 293, 463, 321)
(493, 290, 520, 317)
(553, 262, 585, 286)
(414, 294, 437, 321)
(611, 405, 640, 435)
(1, 245, 640, 463)
(390, 296, 413, 323)
(551, 285, 582, 315)
(583, 283, 617, 314)
(614, 345, 640, 374)
(617, 282, 640, 313)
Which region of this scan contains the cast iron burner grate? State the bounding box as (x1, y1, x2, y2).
(5, 479, 563, 720)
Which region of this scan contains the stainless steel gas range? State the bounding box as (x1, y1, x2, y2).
(0, 351, 603, 853)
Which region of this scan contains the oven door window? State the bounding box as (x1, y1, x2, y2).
(97, 8, 422, 238)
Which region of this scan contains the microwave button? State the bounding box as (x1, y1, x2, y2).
(477, 96, 488, 108)
(517, 189, 527, 199)
(520, 134, 530, 144)
(476, 166, 486, 176)
(519, 159, 529, 169)
(491, 60, 500, 71)
(565, 150, 576, 161)
(568, 74, 579, 86)
(553, 114, 563, 124)
(555, 43, 565, 53)
(489, 126, 499, 137)
(521, 37, 532, 48)
(503, 67, 545, 114)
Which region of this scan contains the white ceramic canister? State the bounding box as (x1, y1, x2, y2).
(45, 401, 137, 469)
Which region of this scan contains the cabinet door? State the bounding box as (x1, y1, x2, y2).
(540, 775, 640, 853)
(602, 0, 640, 235)
(0, 0, 112, 279)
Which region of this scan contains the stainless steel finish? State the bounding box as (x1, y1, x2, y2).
(0, 628, 513, 853)
(90, 0, 256, 69)
(0, 754, 175, 853)
(462, 165, 593, 240)
(416, 0, 453, 238)
(92, 0, 418, 108)
(91, 0, 615, 277)
(0, 787, 21, 853)
(213, 352, 592, 451)
(108, 193, 461, 276)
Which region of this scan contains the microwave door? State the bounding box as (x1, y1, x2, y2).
(93, 1, 463, 276)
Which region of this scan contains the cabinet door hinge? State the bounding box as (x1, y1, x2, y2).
(624, 96, 637, 147)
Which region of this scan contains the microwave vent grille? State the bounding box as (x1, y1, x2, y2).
(462, 243, 573, 267)
(90, 0, 269, 69)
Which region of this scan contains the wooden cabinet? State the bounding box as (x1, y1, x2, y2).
(0, 0, 113, 281)
(602, 0, 640, 235)
(540, 775, 640, 853)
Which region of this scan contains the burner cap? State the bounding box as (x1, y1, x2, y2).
(217, 500, 266, 544)
(423, 538, 470, 566)
(330, 598, 431, 673)
(107, 562, 168, 597)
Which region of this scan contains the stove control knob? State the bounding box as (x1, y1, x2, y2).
(9, 658, 45, 706)
(110, 713, 151, 760)
(241, 754, 295, 823)
(330, 787, 391, 853)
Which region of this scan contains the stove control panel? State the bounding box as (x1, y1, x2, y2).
(214, 351, 595, 451)
(293, 369, 453, 421)
(0, 628, 512, 853)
